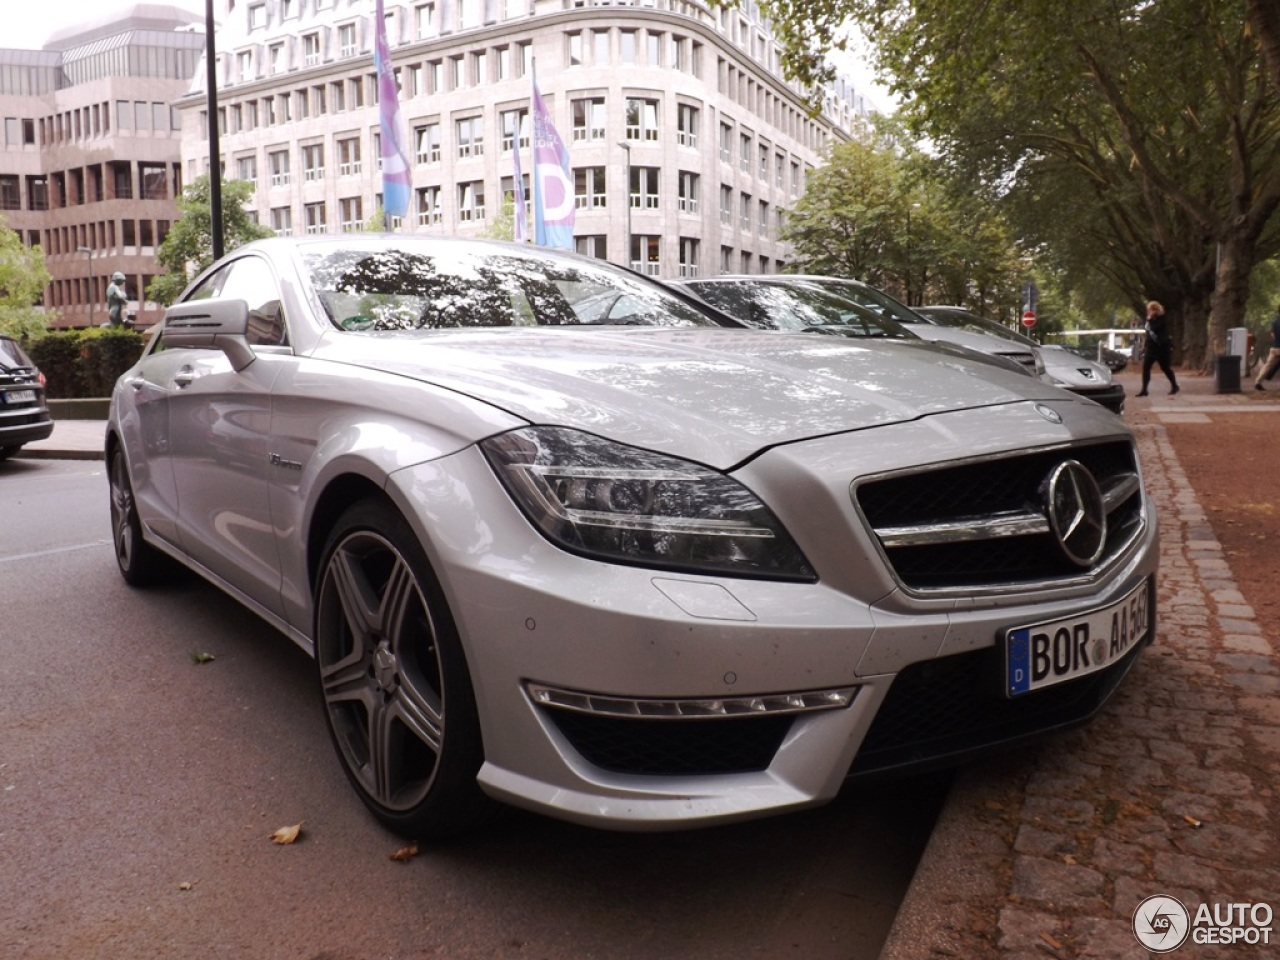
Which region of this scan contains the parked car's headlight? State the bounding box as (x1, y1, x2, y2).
(483, 426, 816, 581)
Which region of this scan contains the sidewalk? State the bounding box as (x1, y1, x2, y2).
(15, 418, 106, 460)
(883, 369, 1280, 959)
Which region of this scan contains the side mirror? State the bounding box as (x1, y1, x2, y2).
(161, 299, 256, 371)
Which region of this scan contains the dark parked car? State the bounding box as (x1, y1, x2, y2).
(0, 335, 53, 460)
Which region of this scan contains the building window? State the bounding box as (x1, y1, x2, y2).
(791, 161, 802, 195)
(457, 180, 485, 222)
(302, 143, 325, 181)
(415, 2, 435, 38)
(592, 30, 609, 64)
(269, 149, 291, 186)
(740, 133, 752, 172)
(574, 166, 607, 210)
(740, 193, 752, 231)
(340, 197, 363, 232)
(268, 42, 285, 75)
(678, 238, 699, 278)
(237, 50, 254, 81)
(759, 199, 769, 234)
(624, 98, 659, 142)
(574, 235, 607, 260)
(236, 155, 257, 187)
(500, 109, 529, 151)
(472, 51, 488, 85)
(330, 81, 345, 111)
(620, 30, 637, 65)
(249, 2, 267, 30)
(677, 104, 698, 148)
(140, 164, 167, 199)
(720, 246, 733, 273)
(497, 45, 512, 79)
(629, 167, 659, 210)
(0, 176, 19, 211)
(571, 98, 606, 142)
(417, 185, 441, 225)
(337, 137, 362, 175)
(759, 144, 769, 179)
(349, 77, 364, 108)
(677, 171, 698, 214)
(303, 32, 321, 66)
(456, 116, 484, 158)
(631, 235, 660, 276)
(567, 32, 582, 67)
(646, 32, 661, 67)
(719, 185, 732, 225)
(338, 22, 357, 58)
(719, 122, 732, 163)
(415, 122, 440, 163)
(304, 201, 326, 234)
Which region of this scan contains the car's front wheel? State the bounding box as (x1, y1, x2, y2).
(314, 500, 491, 839)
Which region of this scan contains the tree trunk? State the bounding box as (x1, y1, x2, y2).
(1247, 0, 1280, 94)
(1208, 234, 1256, 366)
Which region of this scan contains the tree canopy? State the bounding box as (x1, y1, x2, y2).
(747, 0, 1280, 367)
(147, 175, 273, 306)
(0, 216, 52, 339)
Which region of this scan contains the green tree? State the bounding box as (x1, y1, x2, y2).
(147, 175, 273, 306)
(748, 0, 1280, 368)
(480, 195, 518, 242)
(782, 131, 1024, 311)
(0, 215, 53, 339)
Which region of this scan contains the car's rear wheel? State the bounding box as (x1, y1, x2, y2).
(108, 444, 169, 586)
(314, 500, 491, 839)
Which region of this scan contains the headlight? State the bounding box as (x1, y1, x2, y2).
(482, 426, 816, 581)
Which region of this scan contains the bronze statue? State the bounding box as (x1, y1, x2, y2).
(106, 271, 127, 327)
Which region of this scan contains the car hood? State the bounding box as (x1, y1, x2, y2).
(1041, 348, 1114, 387)
(311, 327, 1080, 468)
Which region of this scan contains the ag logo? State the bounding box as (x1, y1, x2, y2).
(1133, 895, 1191, 952)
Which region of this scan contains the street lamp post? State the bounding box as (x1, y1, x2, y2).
(617, 140, 632, 270)
(76, 245, 94, 325)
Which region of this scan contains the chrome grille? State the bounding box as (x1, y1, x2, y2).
(855, 441, 1144, 592)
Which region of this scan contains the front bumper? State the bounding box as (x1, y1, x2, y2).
(387, 437, 1160, 831)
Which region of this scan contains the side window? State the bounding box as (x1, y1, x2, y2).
(217, 256, 290, 347)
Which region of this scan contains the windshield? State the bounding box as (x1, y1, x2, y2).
(917, 308, 1036, 346)
(684, 280, 914, 339)
(796, 277, 927, 327)
(301, 242, 724, 332)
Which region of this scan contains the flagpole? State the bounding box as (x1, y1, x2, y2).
(530, 57, 540, 246)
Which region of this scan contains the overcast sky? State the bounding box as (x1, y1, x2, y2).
(9, 0, 891, 108)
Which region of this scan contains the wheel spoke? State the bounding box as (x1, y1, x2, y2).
(319, 651, 373, 706)
(392, 684, 444, 755)
(369, 697, 398, 805)
(328, 544, 382, 641)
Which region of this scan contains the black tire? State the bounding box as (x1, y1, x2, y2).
(0, 446, 17, 461)
(313, 499, 492, 840)
(108, 444, 170, 586)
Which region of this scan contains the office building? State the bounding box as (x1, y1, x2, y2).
(184, 0, 870, 278)
(0, 4, 205, 328)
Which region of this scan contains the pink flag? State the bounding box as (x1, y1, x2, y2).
(531, 71, 574, 250)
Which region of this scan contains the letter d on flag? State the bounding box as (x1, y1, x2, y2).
(531, 71, 574, 250)
(374, 0, 411, 220)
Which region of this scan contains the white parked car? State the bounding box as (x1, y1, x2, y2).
(916, 306, 1125, 414)
(107, 236, 1159, 837)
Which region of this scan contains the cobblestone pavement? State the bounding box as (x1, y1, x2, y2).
(883, 376, 1280, 959)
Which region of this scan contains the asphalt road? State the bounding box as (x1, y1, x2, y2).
(0, 458, 945, 960)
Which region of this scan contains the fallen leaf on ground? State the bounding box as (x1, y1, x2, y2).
(389, 843, 420, 862)
(270, 822, 304, 844)
(1183, 814, 1203, 828)
(190, 652, 215, 664)
(1040, 931, 1064, 949)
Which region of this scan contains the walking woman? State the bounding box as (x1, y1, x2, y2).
(1137, 300, 1179, 396)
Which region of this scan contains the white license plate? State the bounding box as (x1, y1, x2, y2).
(1005, 577, 1150, 697)
(3, 389, 36, 404)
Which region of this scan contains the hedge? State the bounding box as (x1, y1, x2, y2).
(27, 328, 147, 399)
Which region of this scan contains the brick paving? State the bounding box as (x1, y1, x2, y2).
(883, 374, 1280, 959)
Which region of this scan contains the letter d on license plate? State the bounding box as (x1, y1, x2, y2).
(1006, 577, 1150, 697)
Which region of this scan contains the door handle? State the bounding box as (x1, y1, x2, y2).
(173, 366, 196, 388)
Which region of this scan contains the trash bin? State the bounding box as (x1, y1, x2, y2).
(1215, 354, 1241, 393)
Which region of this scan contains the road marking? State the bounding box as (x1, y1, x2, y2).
(0, 540, 112, 564)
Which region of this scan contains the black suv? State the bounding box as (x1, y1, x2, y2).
(0, 335, 53, 459)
